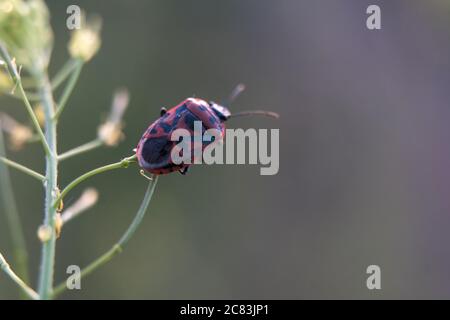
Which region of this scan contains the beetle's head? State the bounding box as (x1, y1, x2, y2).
(209, 101, 231, 121)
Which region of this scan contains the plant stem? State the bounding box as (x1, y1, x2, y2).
(0, 253, 39, 300)
(0, 43, 52, 156)
(0, 131, 30, 288)
(36, 73, 59, 300)
(52, 176, 158, 298)
(16, 83, 52, 156)
(0, 156, 46, 182)
(51, 58, 78, 91)
(58, 139, 103, 162)
(53, 59, 83, 121)
(53, 155, 137, 209)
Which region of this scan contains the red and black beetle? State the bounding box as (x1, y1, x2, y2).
(136, 85, 278, 175)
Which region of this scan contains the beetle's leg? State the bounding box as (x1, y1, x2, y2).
(140, 169, 154, 181)
(179, 167, 189, 175)
(160, 107, 167, 117)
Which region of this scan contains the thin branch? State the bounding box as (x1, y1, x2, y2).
(0, 156, 46, 182)
(53, 59, 83, 121)
(0, 42, 52, 156)
(0, 252, 39, 300)
(53, 154, 137, 209)
(16, 82, 52, 156)
(51, 59, 78, 91)
(58, 139, 103, 162)
(52, 176, 158, 298)
(15, 83, 50, 154)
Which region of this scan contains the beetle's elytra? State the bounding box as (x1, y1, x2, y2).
(136, 98, 227, 175)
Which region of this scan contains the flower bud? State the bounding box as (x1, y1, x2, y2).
(0, 0, 54, 73)
(68, 15, 101, 62)
(98, 122, 123, 147)
(97, 89, 129, 147)
(37, 225, 52, 242)
(61, 188, 99, 224)
(9, 124, 32, 150)
(54, 213, 63, 239)
(33, 103, 45, 128)
(0, 112, 33, 150)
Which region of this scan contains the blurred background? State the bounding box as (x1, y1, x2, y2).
(1, 0, 450, 299)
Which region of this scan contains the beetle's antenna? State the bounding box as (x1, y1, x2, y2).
(225, 83, 246, 106)
(223, 84, 279, 119)
(228, 110, 280, 119)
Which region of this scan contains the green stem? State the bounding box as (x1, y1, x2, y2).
(16, 83, 52, 156)
(0, 253, 39, 300)
(0, 43, 52, 156)
(58, 139, 103, 162)
(51, 59, 78, 91)
(0, 156, 46, 182)
(52, 176, 158, 298)
(53, 59, 83, 121)
(53, 154, 137, 209)
(36, 73, 59, 300)
(0, 131, 30, 290)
